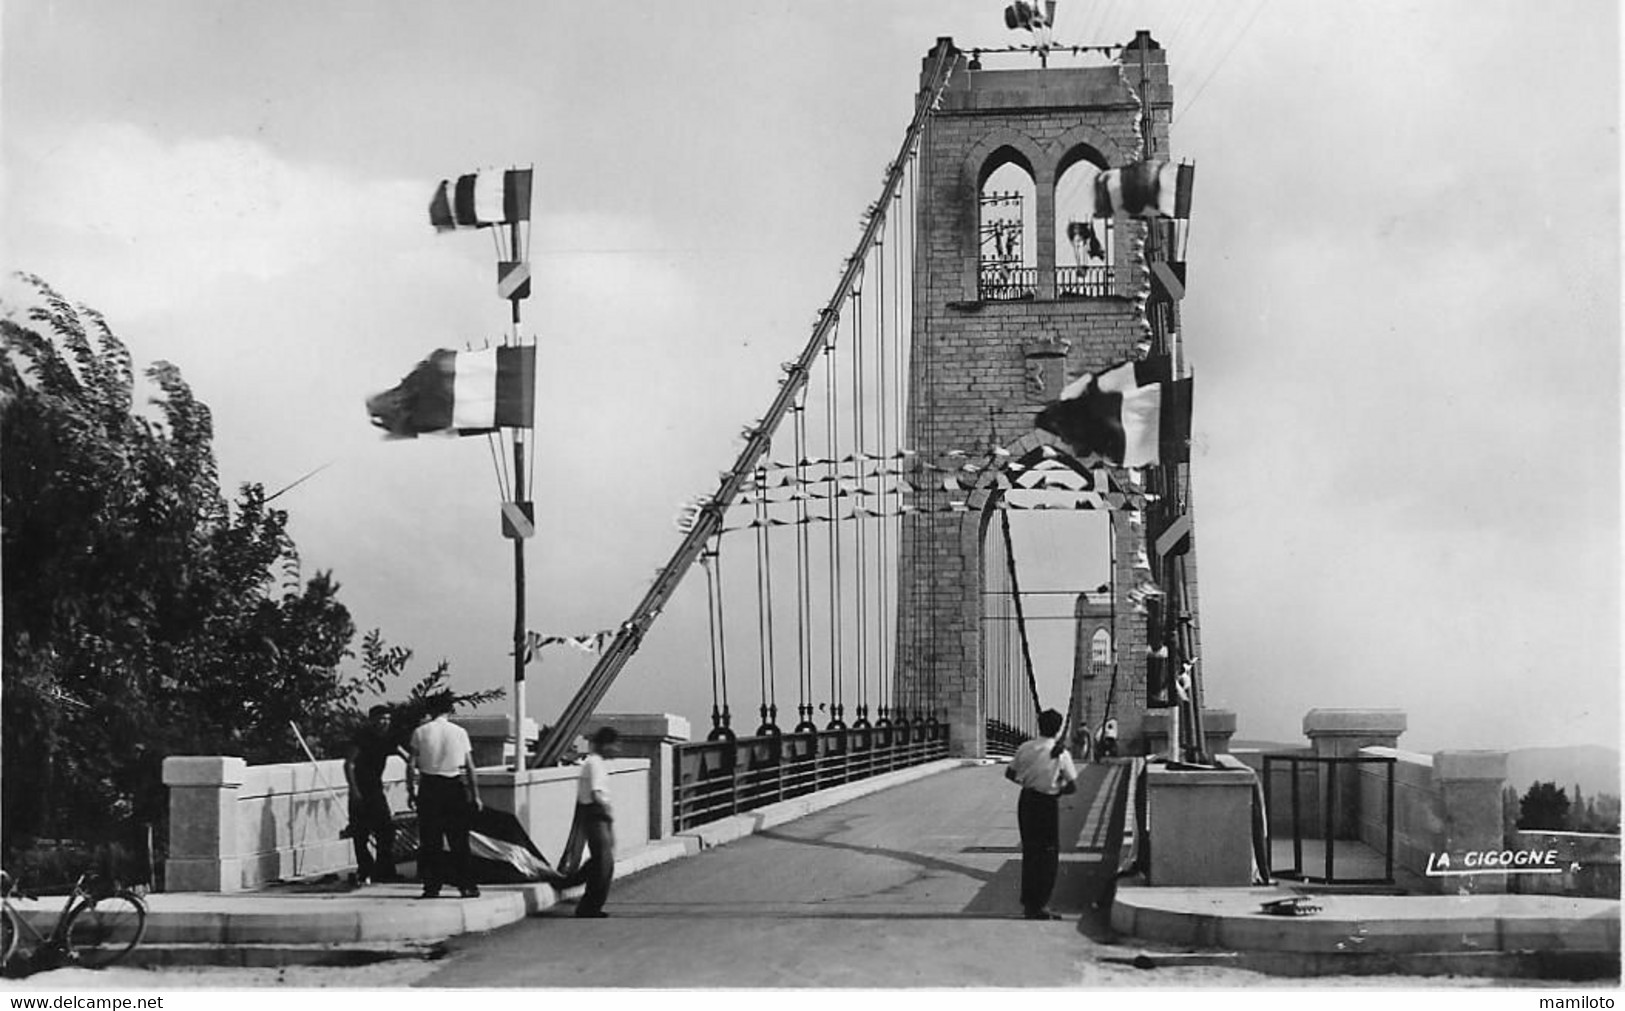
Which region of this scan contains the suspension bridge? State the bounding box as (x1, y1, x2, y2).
(524, 31, 1212, 813)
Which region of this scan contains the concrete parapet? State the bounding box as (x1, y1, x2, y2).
(1433, 749, 1509, 894)
(584, 713, 690, 840)
(1433, 750, 1507, 782)
(1145, 768, 1256, 886)
(477, 757, 651, 863)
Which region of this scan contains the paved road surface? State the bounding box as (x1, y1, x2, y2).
(420, 761, 1173, 988)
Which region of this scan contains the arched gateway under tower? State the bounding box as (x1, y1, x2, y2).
(893, 35, 1203, 758)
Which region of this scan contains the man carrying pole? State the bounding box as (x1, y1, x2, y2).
(1004, 709, 1078, 920)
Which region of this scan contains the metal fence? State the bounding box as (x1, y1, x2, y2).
(1263, 753, 1396, 885)
(673, 724, 950, 832)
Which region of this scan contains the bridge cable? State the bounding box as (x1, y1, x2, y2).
(824, 315, 846, 730)
(850, 285, 870, 729)
(701, 540, 733, 741)
(533, 42, 956, 766)
(753, 465, 779, 734)
(997, 478, 1043, 724)
(793, 393, 816, 732)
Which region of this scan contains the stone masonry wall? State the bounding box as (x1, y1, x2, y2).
(893, 37, 1197, 756)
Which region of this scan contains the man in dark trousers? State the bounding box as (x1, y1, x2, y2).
(561, 726, 620, 918)
(1005, 709, 1078, 920)
(407, 695, 483, 899)
(344, 704, 406, 884)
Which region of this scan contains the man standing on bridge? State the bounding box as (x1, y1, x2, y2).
(560, 726, 621, 918)
(1005, 709, 1078, 920)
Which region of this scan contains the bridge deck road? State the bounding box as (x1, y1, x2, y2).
(421, 760, 1138, 988)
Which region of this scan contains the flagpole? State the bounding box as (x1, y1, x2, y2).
(1137, 36, 1206, 765)
(509, 218, 528, 771)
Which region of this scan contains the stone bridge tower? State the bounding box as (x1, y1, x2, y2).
(894, 34, 1202, 757)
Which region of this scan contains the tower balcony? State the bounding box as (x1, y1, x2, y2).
(1055, 265, 1116, 299)
(977, 264, 1039, 301)
(977, 264, 1120, 302)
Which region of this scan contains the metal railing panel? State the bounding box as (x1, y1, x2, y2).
(1262, 753, 1398, 886)
(673, 726, 950, 832)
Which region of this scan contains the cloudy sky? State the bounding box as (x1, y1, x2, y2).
(4, 0, 1617, 756)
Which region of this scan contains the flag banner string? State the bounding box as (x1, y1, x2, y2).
(752, 444, 1093, 473)
(515, 629, 615, 664)
(716, 494, 1152, 533)
(744, 465, 1109, 490)
(746, 455, 1138, 490)
(736, 471, 1112, 505)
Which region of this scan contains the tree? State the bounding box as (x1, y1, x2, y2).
(1, 277, 402, 859)
(1516, 781, 1571, 832)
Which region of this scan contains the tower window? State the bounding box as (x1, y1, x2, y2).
(1055, 153, 1116, 298)
(978, 157, 1036, 301)
(1090, 627, 1112, 667)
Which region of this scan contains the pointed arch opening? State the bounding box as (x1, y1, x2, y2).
(978, 148, 1037, 301)
(975, 447, 1114, 757)
(1054, 146, 1116, 298)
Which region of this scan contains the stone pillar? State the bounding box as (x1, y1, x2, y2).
(1145, 767, 1256, 885)
(1434, 750, 1510, 894)
(162, 756, 247, 892)
(1303, 709, 1407, 756)
(583, 714, 691, 840)
(1303, 709, 1407, 839)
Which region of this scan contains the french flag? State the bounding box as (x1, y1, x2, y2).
(429, 168, 533, 231)
(1093, 161, 1193, 219)
(366, 346, 535, 438)
(1035, 356, 1191, 468)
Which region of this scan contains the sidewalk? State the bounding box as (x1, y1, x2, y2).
(10, 759, 968, 967)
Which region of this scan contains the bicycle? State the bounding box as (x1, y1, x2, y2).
(1, 870, 147, 973)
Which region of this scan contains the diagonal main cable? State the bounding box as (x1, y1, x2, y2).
(534, 42, 959, 767)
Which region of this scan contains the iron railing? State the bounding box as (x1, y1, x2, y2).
(673, 724, 950, 832)
(978, 265, 1038, 301)
(1263, 753, 1397, 886)
(984, 719, 1027, 758)
(1056, 265, 1116, 298)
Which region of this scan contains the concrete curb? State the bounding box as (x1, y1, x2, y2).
(1110, 883, 1622, 956)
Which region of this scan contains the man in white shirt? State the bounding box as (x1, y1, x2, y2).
(407, 696, 483, 899)
(1004, 709, 1078, 920)
(560, 726, 620, 918)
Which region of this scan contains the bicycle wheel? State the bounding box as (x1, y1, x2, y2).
(63, 892, 146, 968)
(1, 906, 17, 968)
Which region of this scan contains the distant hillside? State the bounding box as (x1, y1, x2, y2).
(1506, 745, 1621, 797)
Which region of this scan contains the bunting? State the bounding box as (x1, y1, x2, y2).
(518, 629, 616, 665)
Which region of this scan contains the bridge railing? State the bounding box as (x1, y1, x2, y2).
(673, 724, 949, 832)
